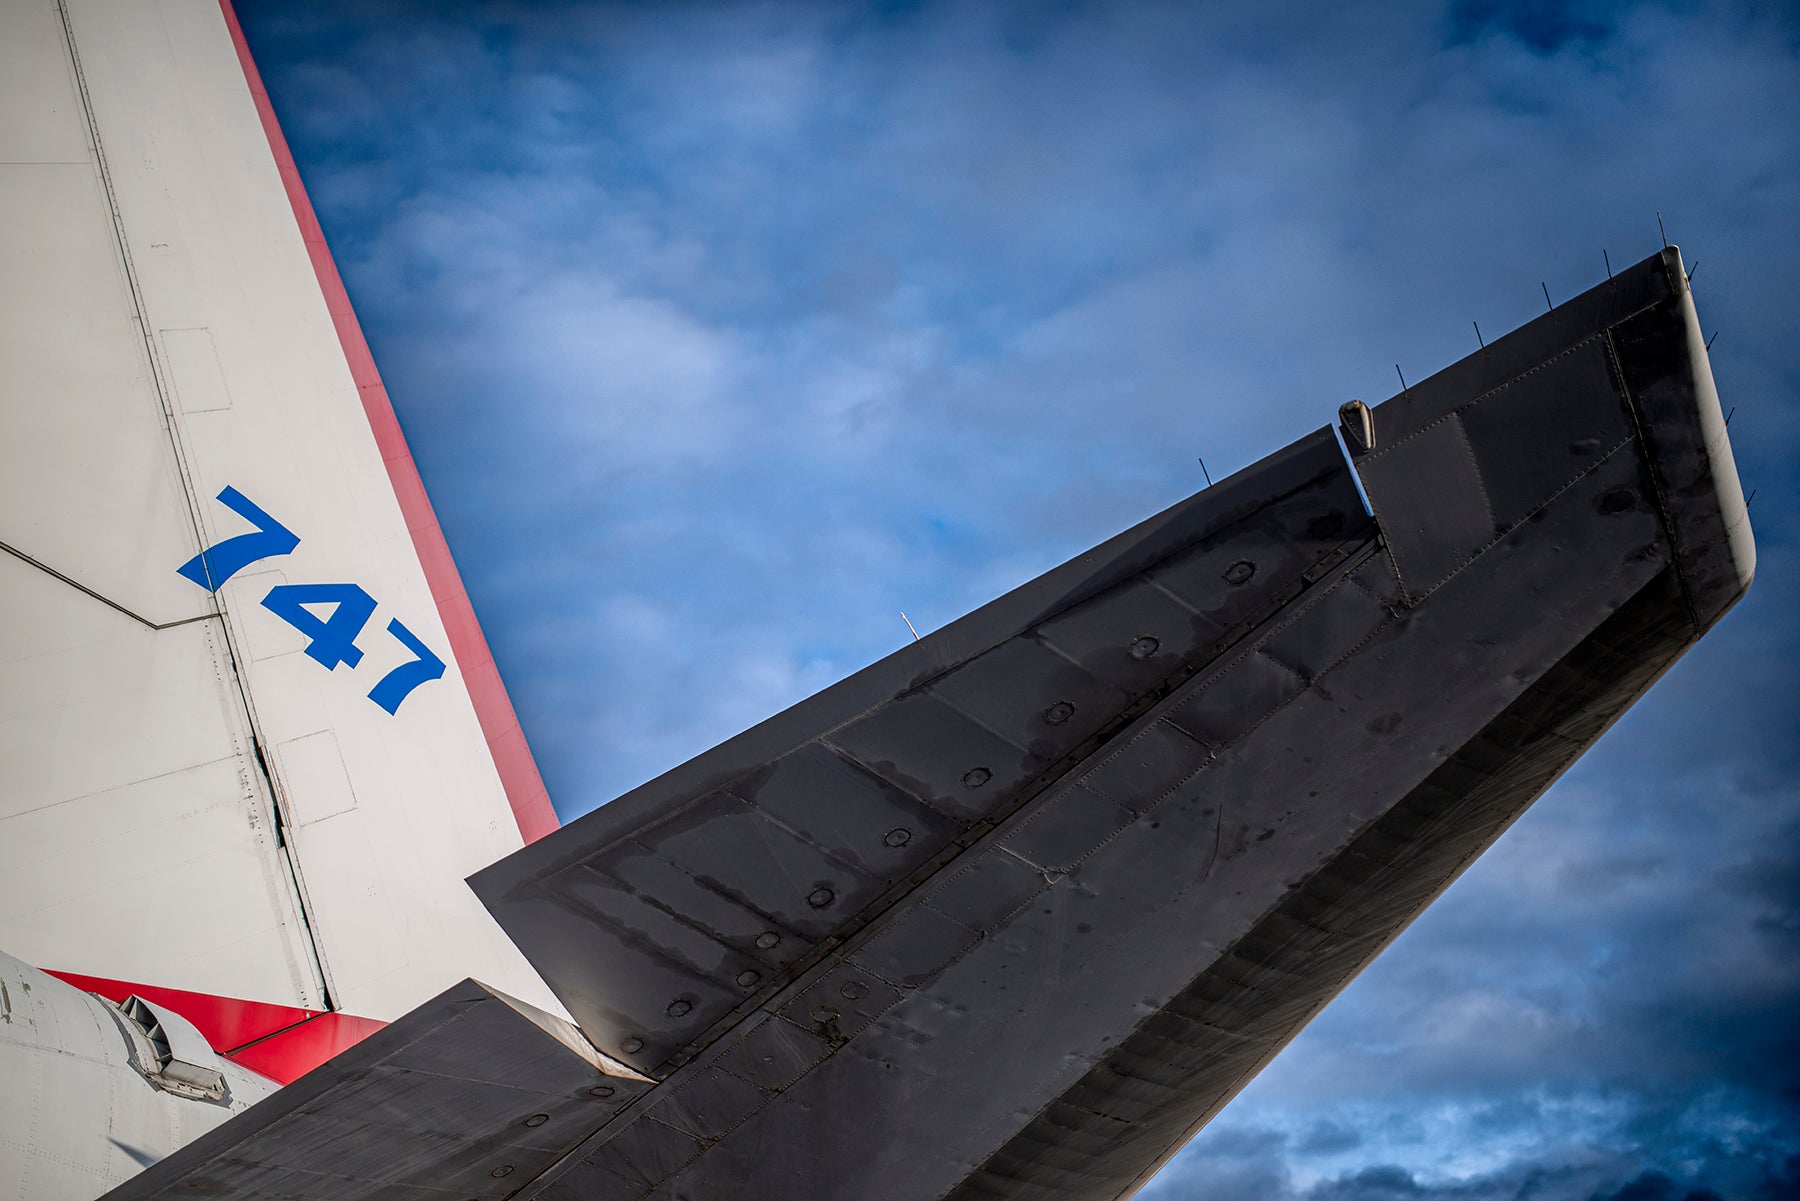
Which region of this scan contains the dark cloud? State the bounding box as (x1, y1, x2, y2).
(1447, 0, 1616, 53)
(1594, 1176, 1723, 1201)
(235, 1, 1800, 1197)
(1155, 1106, 1800, 1200)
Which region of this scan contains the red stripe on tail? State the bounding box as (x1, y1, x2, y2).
(216, 0, 560, 844)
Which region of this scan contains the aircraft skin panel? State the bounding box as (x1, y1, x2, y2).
(0, 0, 211, 630)
(0, 0, 560, 1037)
(1, 953, 280, 1200)
(93, 248, 1755, 1201)
(84, 977, 653, 1201)
(0, 540, 322, 1010)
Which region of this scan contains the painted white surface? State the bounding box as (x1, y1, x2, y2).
(0, 552, 324, 1009)
(0, 950, 277, 1201)
(0, 0, 209, 629)
(0, 0, 559, 1022)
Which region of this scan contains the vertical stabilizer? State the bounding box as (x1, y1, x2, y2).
(0, 0, 561, 1027)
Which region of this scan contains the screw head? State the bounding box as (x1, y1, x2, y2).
(588, 1085, 616, 1099)
(523, 1113, 550, 1128)
(666, 999, 693, 1018)
(621, 1037, 645, 1055)
(811, 1005, 840, 1023)
(1129, 635, 1160, 661)
(1224, 560, 1256, 585)
(962, 766, 992, 788)
(839, 980, 871, 1001)
(807, 887, 835, 908)
(883, 827, 911, 848)
(1044, 700, 1076, 725)
(756, 931, 781, 949)
(736, 969, 761, 987)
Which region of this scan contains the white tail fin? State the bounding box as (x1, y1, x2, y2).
(0, 0, 560, 1027)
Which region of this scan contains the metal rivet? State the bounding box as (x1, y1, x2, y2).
(839, 980, 870, 1001)
(736, 969, 761, 988)
(491, 1165, 515, 1178)
(811, 1005, 840, 1023)
(808, 887, 835, 908)
(756, 931, 781, 949)
(666, 999, 692, 1018)
(1044, 701, 1075, 725)
(962, 767, 991, 788)
(1128, 636, 1159, 660)
(523, 1113, 550, 1128)
(621, 1037, 645, 1054)
(883, 827, 911, 848)
(1224, 560, 1256, 585)
(588, 1085, 616, 1099)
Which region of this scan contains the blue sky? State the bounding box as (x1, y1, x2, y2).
(236, 2, 1799, 1197)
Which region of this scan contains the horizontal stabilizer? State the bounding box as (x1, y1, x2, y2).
(471, 429, 1372, 1076)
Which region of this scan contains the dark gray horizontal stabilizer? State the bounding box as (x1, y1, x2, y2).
(471, 422, 1372, 1078)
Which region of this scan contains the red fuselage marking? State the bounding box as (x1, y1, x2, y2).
(44, 969, 387, 1086)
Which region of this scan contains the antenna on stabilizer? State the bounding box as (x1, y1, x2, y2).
(900, 612, 921, 642)
(1197, 456, 1213, 487)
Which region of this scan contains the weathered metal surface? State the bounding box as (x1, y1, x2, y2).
(526, 247, 1744, 1200)
(101, 248, 1753, 1201)
(95, 978, 649, 1201)
(1345, 246, 1749, 629)
(1608, 277, 1755, 628)
(470, 428, 1371, 1078)
(578, 450, 1667, 1201)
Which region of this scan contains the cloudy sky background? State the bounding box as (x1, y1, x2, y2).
(235, 2, 1799, 1197)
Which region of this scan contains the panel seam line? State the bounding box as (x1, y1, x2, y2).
(0, 538, 214, 631)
